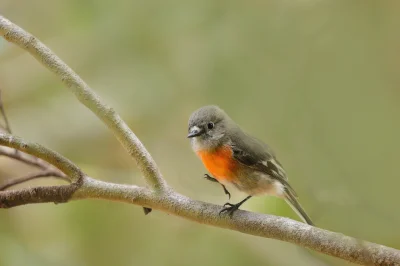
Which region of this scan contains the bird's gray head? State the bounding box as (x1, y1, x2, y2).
(187, 105, 232, 151)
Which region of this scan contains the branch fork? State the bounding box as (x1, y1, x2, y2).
(0, 15, 399, 265)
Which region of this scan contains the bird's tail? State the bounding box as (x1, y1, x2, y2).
(284, 189, 314, 226)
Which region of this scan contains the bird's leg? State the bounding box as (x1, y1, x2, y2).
(220, 185, 231, 200)
(219, 196, 252, 216)
(204, 174, 231, 199)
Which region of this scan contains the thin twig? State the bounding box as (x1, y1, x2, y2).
(0, 146, 61, 171)
(0, 133, 82, 182)
(0, 89, 68, 188)
(0, 170, 69, 191)
(0, 142, 68, 188)
(0, 90, 68, 187)
(0, 89, 12, 133)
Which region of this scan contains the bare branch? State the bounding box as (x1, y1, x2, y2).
(0, 133, 82, 182)
(0, 15, 399, 266)
(0, 16, 168, 192)
(0, 143, 68, 189)
(77, 177, 400, 266)
(0, 89, 68, 188)
(0, 133, 83, 206)
(0, 175, 398, 265)
(0, 89, 12, 133)
(0, 146, 64, 173)
(0, 183, 81, 208)
(0, 133, 399, 265)
(0, 170, 69, 191)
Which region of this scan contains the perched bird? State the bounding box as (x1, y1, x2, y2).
(187, 105, 314, 225)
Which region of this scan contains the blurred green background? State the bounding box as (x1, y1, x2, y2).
(1, 1, 400, 265)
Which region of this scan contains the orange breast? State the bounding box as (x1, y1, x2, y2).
(196, 146, 236, 182)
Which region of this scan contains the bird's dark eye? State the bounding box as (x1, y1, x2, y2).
(207, 122, 214, 129)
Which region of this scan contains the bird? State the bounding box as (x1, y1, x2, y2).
(187, 105, 314, 225)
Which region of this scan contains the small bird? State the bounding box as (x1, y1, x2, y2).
(187, 105, 314, 225)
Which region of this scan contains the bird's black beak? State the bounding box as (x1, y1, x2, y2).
(187, 126, 204, 138)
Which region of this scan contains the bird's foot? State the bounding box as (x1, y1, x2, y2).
(219, 196, 252, 217)
(219, 202, 239, 216)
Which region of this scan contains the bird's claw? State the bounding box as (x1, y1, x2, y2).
(219, 202, 239, 216)
(223, 202, 234, 208)
(204, 173, 216, 182)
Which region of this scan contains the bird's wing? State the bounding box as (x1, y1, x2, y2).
(229, 129, 298, 197)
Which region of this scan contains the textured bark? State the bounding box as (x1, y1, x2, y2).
(0, 15, 399, 266)
(0, 184, 80, 208)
